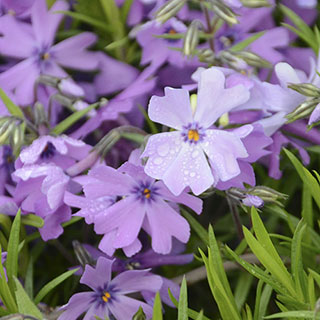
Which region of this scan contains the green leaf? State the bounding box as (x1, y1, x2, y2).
(6, 209, 21, 293)
(0, 245, 18, 312)
(34, 268, 79, 304)
(13, 277, 42, 319)
(253, 281, 272, 320)
(195, 310, 204, 320)
(168, 288, 212, 320)
(230, 31, 265, 52)
(121, 0, 134, 23)
(51, 102, 99, 135)
(234, 273, 253, 310)
(25, 257, 34, 299)
(181, 209, 208, 245)
(178, 276, 188, 320)
(302, 183, 314, 229)
(251, 207, 286, 272)
(243, 227, 296, 297)
(265, 311, 315, 319)
(291, 220, 307, 300)
(284, 149, 320, 210)
(0, 214, 12, 238)
(138, 105, 158, 134)
(55, 10, 112, 31)
(21, 214, 44, 228)
(0, 89, 24, 119)
(152, 292, 163, 320)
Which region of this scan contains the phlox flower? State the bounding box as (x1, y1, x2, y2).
(66, 161, 202, 256)
(142, 67, 251, 196)
(58, 257, 162, 320)
(0, 0, 98, 105)
(12, 163, 71, 240)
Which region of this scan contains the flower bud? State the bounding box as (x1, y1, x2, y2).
(0, 117, 14, 137)
(155, 0, 187, 23)
(198, 48, 216, 64)
(248, 186, 288, 206)
(0, 120, 15, 145)
(58, 79, 85, 99)
(11, 125, 23, 154)
(210, 1, 239, 25)
(242, 194, 264, 207)
(132, 307, 147, 320)
(288, 82, 320, 98)
(72, 240, 94, 268)
(183, 20, 202, 57)
(218, 51, 248, 71)
(233, 51, 271, 68)
(34, 102, 48, 127)
(286, 98, 320, 123)
(240, 0, 271, 8)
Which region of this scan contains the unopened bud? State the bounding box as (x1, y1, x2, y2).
(72, 240, 94, 268)
(58, 79, 85, 99)
(37, 74, 60, 87)
(155, 0, 187, 23)
(242, 194, 264, 207)
(288, 83, 320, 98)
(198, 48, 216, 64)
(286, 98, 320, 123)
(248, 186, 288, 206)
(233, 51, 271, 68)
(219, 50, 248, 71)
(34, 102, 48, 127)
(240, 0, 271, 8)
(0, 117, 13, 136)
(183, 20, 202, 57)
(11, 125, 23, 154)
(0, 120, 15, 145)
(210, 1, 239, 25)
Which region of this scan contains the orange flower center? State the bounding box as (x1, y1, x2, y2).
(143, 188, 151, 199)
(188, 130, 200, 142)
(42, 52, 50, 60)
(102, 291, 111, 303)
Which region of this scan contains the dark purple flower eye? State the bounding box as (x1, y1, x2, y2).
(40, 142, 56, 159)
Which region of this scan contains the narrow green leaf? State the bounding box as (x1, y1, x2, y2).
(138, 105, 158, 134)
(152, 292, 162, 320)
(243, 227, 296, 297)
(34, 268, 79, 304)
(291, 220, 307, 300)
(308, 273, 316, 309)
(284, 149, 320, 210)
(251, 207, 286, 272)
(6, 209, 21, 293)
(178, 276, 188, 320)
(0, 89, 24, 119)
(0, 214, 12, 238)
(121, 0, 134, 23)
(0, 246, 18, 312)
(302, 183, 314, 229)
(55, 10, 113, 31)
(25, 257, 34, 299)
(230, 31, 265, 52)
(265, 310, 315, 319)
(21, 214, 44, 228)
(13, 277, 42, 319)
(234, 273, 253, 311)
(168, 288, 212, 320)
(195, 310, 204, 320)
(181, 209, 208, 245)
(51, 102, 99, 135)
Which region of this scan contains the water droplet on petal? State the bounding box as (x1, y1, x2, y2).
(154, 157, 163, 165)
(157, 144, 169, 156)
(192, 150, 199, 158)
(190, 172, 196, 178)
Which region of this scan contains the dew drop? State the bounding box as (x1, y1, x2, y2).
(157, 144, 169, 156)
(192, 150, 199, 158)
(154, 157, 163, 165)
(190, 172, 196, 178)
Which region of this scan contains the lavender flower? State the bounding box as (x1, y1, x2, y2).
(66, 162, 202, 256)
(0, 0, 98, 105)
(58, 257, 162, 320)
(142, 67, 251, 196)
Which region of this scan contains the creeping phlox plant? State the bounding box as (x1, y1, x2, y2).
(1, 0, 320, 319)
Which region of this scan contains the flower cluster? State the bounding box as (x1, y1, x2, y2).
(0, 0, 319, 319)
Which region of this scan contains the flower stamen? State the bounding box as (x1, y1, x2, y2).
(102, 291, 111, 303)
(187, 129, 200, 142)
(143, 188, 151, 199)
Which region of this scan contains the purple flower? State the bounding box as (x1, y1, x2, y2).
(0, 0, 98, 105)
(16, 135, 91, 170)
(295, 0, 317, 9)
(67, 162, 202, 256)
(58, 257, 162, 320)
(0, 0, 35, 17)
(142, 67, 251, 196)
(12, 163, 71, 240)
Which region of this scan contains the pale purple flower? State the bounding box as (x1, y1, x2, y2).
(242, 194, 263, 207)
(12, 163, 71, 240)
(142, 67, 251, 196)
(16, 135, 91, 170)
(0, 0, 98, 105)
(296, 0, 317, 8)
(58, 257, 162, 320)
(67, 162, 202, 256)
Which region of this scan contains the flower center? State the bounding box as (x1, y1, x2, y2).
(182, 122, 206, 145)
(187, 129, 200, 142)
(40, 142, 56, 159)
(143, 188, 151, 199)
(41, 52, 50, 60)
(101, 291, 111, 303)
